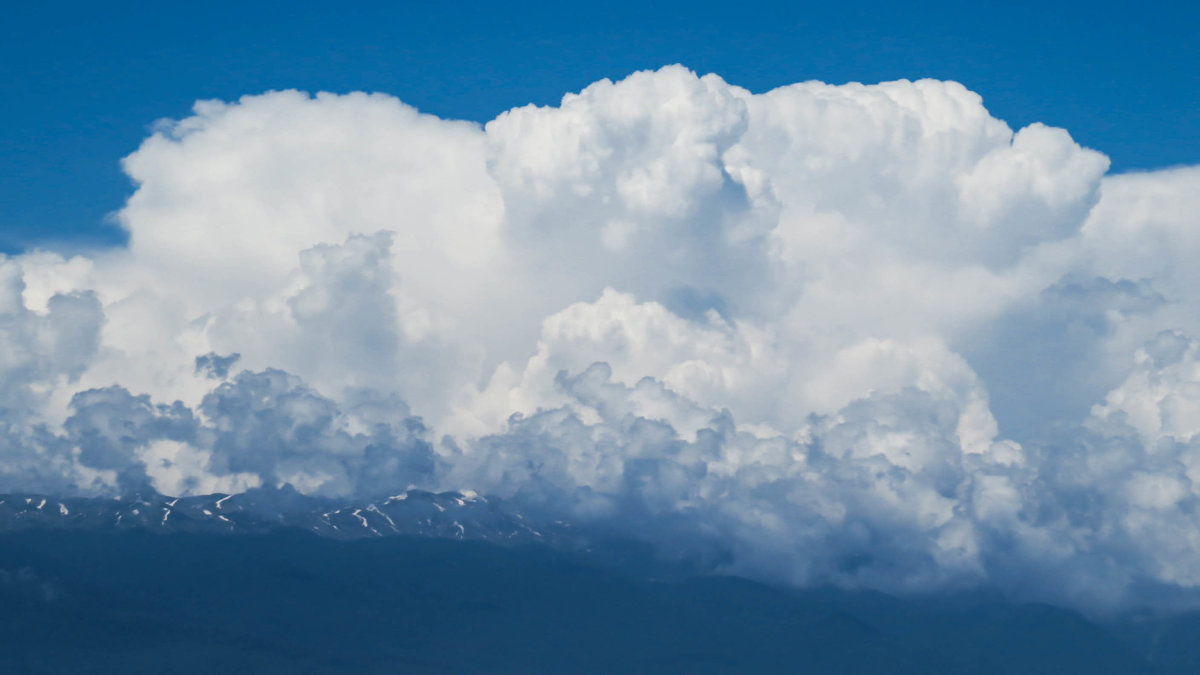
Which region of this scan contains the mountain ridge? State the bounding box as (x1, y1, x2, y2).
(0, 486, 570, 545)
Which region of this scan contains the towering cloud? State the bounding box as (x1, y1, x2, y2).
(3, 66, 1199, 613)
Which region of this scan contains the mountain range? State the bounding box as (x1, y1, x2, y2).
(2, 487, 1199, 674)
(0, 487, 566, 545)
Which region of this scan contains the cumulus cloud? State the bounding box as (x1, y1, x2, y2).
(3, 65, 1200, 613)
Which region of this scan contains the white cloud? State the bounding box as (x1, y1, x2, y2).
(1, 66, 1199, 612)
(138, 439, 262, 497)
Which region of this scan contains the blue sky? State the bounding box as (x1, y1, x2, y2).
(2, 0, 1197, 252)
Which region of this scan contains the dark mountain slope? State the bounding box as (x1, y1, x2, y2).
(0, 528, 1170, 675)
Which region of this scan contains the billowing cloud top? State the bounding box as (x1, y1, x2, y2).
(5, 66, 1200, 613)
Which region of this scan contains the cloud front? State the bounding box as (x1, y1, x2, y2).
(4, 66, 1200, 612)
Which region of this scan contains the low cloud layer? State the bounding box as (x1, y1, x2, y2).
(4, 66, 1200, 612)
